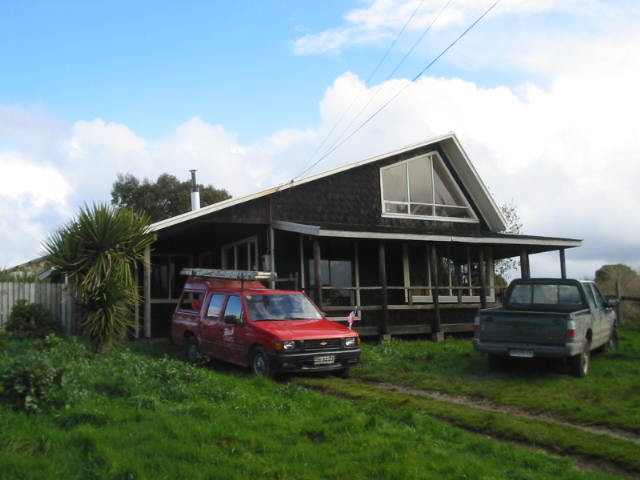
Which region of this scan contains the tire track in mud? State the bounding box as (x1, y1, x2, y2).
(302, 378, 640, 479)
(372, 381, 640, 446)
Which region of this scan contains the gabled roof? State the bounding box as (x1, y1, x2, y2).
(151, 132, 507, 232)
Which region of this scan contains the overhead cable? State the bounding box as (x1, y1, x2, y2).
(295, 0, 500, 180)
(304, 0, 426, 171)
(310, 0, 454, 176)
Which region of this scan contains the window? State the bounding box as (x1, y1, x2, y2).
(587, 283, 604, 310)
(246, 293, 323, 321)
(508, 284, 583, 309)
(404, 245, 493, 303)
(222, 236, 259, 270)
(223, 296, 244, 323)
(178, 291, 204, 312)
(206, 293, 225, 319)
(151, 254, 191, 299)
(308, 259, 354, 306)
(380, 152, 477, 222)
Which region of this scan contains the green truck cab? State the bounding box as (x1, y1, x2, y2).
(473, 278, 618, 377)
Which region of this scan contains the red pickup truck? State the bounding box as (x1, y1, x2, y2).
(171, 269, 361, 378)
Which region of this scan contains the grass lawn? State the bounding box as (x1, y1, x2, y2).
(351, 326, 640, 435)
(0, 336, 623, 480)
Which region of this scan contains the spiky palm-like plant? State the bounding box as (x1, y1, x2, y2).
(44, 204, 154, 352)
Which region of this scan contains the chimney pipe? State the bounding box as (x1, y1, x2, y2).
(189, 169, 200, 211)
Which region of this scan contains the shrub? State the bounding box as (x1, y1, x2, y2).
(0, 352, 67, 413)
(6, 299, 61, 339)
(0, 329, 7, 354)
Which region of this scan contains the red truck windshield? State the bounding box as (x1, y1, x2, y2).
(245, 293, 323, 321)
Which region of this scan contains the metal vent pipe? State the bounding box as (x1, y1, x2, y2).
(190, 169, 200, 211)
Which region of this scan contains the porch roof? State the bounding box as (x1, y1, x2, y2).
(273, 220, 581, 259)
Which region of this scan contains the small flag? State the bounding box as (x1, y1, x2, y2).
(348, 309, 357, 330)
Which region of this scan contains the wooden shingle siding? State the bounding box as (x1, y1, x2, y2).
(187, 146, 490, 236)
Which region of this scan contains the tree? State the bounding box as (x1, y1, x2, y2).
(595, 264, 640, 296)
(495, 201, 524, 280)
(595, 264, 640, 323)
(43, 204, 154, 353)
(111, 173, 231, 222)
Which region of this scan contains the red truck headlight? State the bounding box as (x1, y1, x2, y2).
(275, 341, 297, 351)
(344, 337, 358, 348)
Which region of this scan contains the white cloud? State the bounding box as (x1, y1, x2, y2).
(292, 0, 597, 56)
(1, 2, 639, 281)
(0, 152, 71, 267)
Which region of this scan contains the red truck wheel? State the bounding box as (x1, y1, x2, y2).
(184, 337, 199, 364)
(250, 346, 272, 378)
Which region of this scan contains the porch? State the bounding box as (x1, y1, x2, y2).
(141, 221, 579, 339)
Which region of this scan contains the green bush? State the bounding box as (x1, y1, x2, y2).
(6, 299, 61, 339)
(0, 352, 67, 413)
(0, 328, 7, 353)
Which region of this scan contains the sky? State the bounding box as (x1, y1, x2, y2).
(1, 0, 639, 280)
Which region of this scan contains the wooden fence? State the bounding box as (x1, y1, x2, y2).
(0, 282, 79, 333)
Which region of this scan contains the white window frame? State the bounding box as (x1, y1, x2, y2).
(380, 151, 479, 223)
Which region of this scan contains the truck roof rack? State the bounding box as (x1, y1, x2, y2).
(180, 268, 277, 281)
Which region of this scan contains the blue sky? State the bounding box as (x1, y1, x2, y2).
(1, 0, 591, 139)
(1, 0, 639, 279)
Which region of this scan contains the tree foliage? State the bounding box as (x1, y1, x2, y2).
(111, 173, 231, 222)
(595, 264, 640, 324)
(595, 264, 640, 296)
(44, 204, 154, 352)
(495, 201, 523, 279)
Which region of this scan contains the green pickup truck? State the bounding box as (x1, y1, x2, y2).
(473, 278, 618, 377)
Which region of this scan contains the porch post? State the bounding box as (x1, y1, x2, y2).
(520, 248, 530, 279)
(299, 234, 305, 291)
(479, 247, 487, 309)
(378, 241, 390, 339)
(354, 240, 361, 310)
(313, 238, 322, 309)
(269, 226, 276, 289)
(143, 246, 151, 338)
(134, 267, 140, 339)
(559, 248, 567, 279)
(429, 244, 443, 341)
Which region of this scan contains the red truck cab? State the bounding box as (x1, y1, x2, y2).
(171, 269, 360, 378)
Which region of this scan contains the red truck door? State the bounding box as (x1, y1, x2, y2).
(218, 295, 248, 365)
(199, 293, 226, 357)
(173, 290, 206, 344)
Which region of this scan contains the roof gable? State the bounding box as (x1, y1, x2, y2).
(151, 132, 507, 233)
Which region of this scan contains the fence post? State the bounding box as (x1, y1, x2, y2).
(615, 280, 623, 326)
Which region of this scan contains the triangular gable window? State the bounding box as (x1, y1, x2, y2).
(380, 151, 477, 222)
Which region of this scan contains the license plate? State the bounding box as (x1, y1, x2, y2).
(509, 349, 534, 358)
(314, 355, 336, 365)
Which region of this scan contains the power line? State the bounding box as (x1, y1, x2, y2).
(295, 0, 500, 180)
(309, 0, 454, 176)
(303, 0, 426, 172)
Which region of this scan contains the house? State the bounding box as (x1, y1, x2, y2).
(140, 133, 581, 339)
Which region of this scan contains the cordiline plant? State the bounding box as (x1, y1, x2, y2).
(44, 204, 154, 353)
